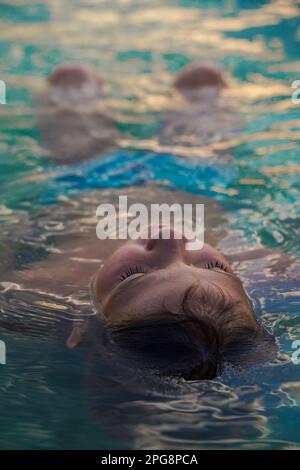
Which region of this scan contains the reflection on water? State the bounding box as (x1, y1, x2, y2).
(0, 0, 300, 450)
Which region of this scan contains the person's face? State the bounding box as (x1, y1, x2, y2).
(93, 226, 256, 328)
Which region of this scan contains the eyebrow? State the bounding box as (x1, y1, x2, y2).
(199, 265, 243, 286)
(202, 266, 239, 279)
(108, 271, 153, 304)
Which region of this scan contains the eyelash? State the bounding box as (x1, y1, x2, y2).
(120, 265, 145, 282)
(204, 261, 228, 272)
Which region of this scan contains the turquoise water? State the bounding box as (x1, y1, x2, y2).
(0, 0, 300, 449)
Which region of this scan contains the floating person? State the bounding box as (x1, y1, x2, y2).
(1, 185, 297, 449)
(1, 186, 279, 380)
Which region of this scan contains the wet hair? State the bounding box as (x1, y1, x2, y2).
(108, 283, 277, 380)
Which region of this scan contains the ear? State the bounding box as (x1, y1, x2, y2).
(66, 320, 89, 349)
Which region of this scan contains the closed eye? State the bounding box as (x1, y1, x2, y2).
(120, 265, 146, 283)
(204, 261, 229, 272)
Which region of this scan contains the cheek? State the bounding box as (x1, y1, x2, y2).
(188, 244, 231, 267)
(93, 243, 147, 299)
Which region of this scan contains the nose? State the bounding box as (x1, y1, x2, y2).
(145, 226, 186, 264)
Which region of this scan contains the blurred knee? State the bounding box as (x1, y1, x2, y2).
(174, 63, 226, 99)
(48, 63, 103, 89)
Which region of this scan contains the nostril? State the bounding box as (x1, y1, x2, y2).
(146, 238, 157, 251)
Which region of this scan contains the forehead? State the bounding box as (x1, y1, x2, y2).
(103, 269, 188, 322)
